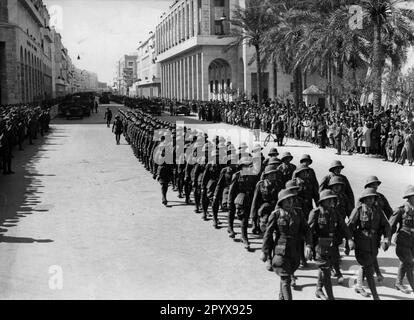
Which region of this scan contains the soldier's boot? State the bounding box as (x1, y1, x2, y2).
(278, 282, 284, 300)
(194, 190, 201, 213)
(323, 269, 335, 300)
(300, 241, 308, 268)
(316, 270, 328, 300)
(242, 239, 250, 251)
(366, 268, 380, 300)
(266, 259, 273, 272)
(333, 263, 345, 285)
(374, 258, 384, 282)
(355, 267, 371, 298)
(405, 265, 414, 293)
(395, 264, 409, 293)
(201, 197, 209, 221)
(280, 276, 292, 300)
(344, 240, 350, 256)
(290, 275, 297, 288)
(251, 220, 261, 235)
(227, 213, 236, 239)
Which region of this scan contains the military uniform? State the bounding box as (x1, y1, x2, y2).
(262, 189, 312, 300)
(319, 161, 355, 208)
(212, 155, 238, 225)
(228, 158, 259, 250)
(250, 161, 283, 235)
(201, 152, 223, 223)
(277, 152, 296, 186)
(389, 186, 414, 294)
(347, 188, 391, 300)
(308, 190, 353, 300)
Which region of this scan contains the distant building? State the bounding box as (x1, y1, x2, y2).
(0, 0, 54, 104)
(135, 32, 161, 98)
(116, 54, 138, 96)
(73, 69, 98, 92)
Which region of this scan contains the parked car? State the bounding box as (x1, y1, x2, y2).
(174, 104, 191, 116)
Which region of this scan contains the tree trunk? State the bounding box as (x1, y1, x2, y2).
(255, 45, 262, 107)
(293, 66, 302, 111)
(273, 60, 277, 100)
(372, 22, 383, 114)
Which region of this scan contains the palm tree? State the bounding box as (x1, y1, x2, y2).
(358, 0, 414, 113)
(225, 0, 274, 106)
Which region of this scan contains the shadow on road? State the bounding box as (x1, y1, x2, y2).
(0, 128, 61, 244)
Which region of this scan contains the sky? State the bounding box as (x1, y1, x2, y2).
(42, 0, 414, 84)
(43, 0, 171, 84)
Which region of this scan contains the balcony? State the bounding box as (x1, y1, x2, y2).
(19, 0, 45, 26)
(42, 27, 53, 43)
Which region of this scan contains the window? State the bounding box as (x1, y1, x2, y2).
(214, 21, 224, 35)
(128, 61, 134, 67)
(214, 0, 225, 7)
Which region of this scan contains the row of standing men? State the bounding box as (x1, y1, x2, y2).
(118, 108, 414, 301)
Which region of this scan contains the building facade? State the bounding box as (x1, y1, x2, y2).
(154, 0, 349, 105)
(51, 29, 73, 98)
(135, 33, 161, 98)
(0, 0, 55, 105)
(116, 54, 138, 96)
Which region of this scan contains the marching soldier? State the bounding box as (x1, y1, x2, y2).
(277, 152, 296, 186)
(299, 154, 319, 194)
(389, 185, 414, 294)
(263, 148, 280, 168)
(201, 149, 223, 224)
(319, 160, 355, 208)
(262, 188, 313, 300)
(308, 190, 354, 300)
(155, 138, 174, 207)
(228, 157, 259, 250)
(250, 159, 283, 235)
(191, 145, 207, 215)
(361, 176, 393, 281)
(348, 188, 391, 300)
(293, 164, 319, 267)
(212, 154, 239, 228)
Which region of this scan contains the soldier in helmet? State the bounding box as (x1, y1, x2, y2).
(299, 154, 319, 194)
(155, 137, 174, 206)
(183, 135, 198, 204)
(212, 153, 239, 225)
(389, 185, 414, 294)
(277, 152, 296, 186)
(201, 149, 224, 224)
(263, 148, 281, 168)
(251, 158, 283, 235)
(191, 144, 207, 215)
(293, 164, 319, 267)
(262, 188, 313, 300)
(328, 176, 353, 263)
(348, 188, 391, 300)
(308, 190, 354, 300)
(228, 157, 259, 250)
(359, 176, 393, 282)
(319, 160, 355, 208)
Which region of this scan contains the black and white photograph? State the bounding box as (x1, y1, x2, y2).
(1, 0, 414, 305)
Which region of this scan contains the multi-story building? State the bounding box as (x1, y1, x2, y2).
(0, 0, 54, 105)
(154, 0, 348, 106)
(73, 68, 98, 92)
(51, 29, 73, 98)
(136, 32, 161, 97)
(116, 54, 137, 96)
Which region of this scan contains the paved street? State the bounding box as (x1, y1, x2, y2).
(0, 104, 412, 300)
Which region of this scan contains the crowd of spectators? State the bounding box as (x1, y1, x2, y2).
(194, 99, 414, 166)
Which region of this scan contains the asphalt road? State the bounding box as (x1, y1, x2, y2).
(0, 104, 412, 300)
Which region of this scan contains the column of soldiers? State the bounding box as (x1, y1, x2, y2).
(119, 108, 414, 301)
